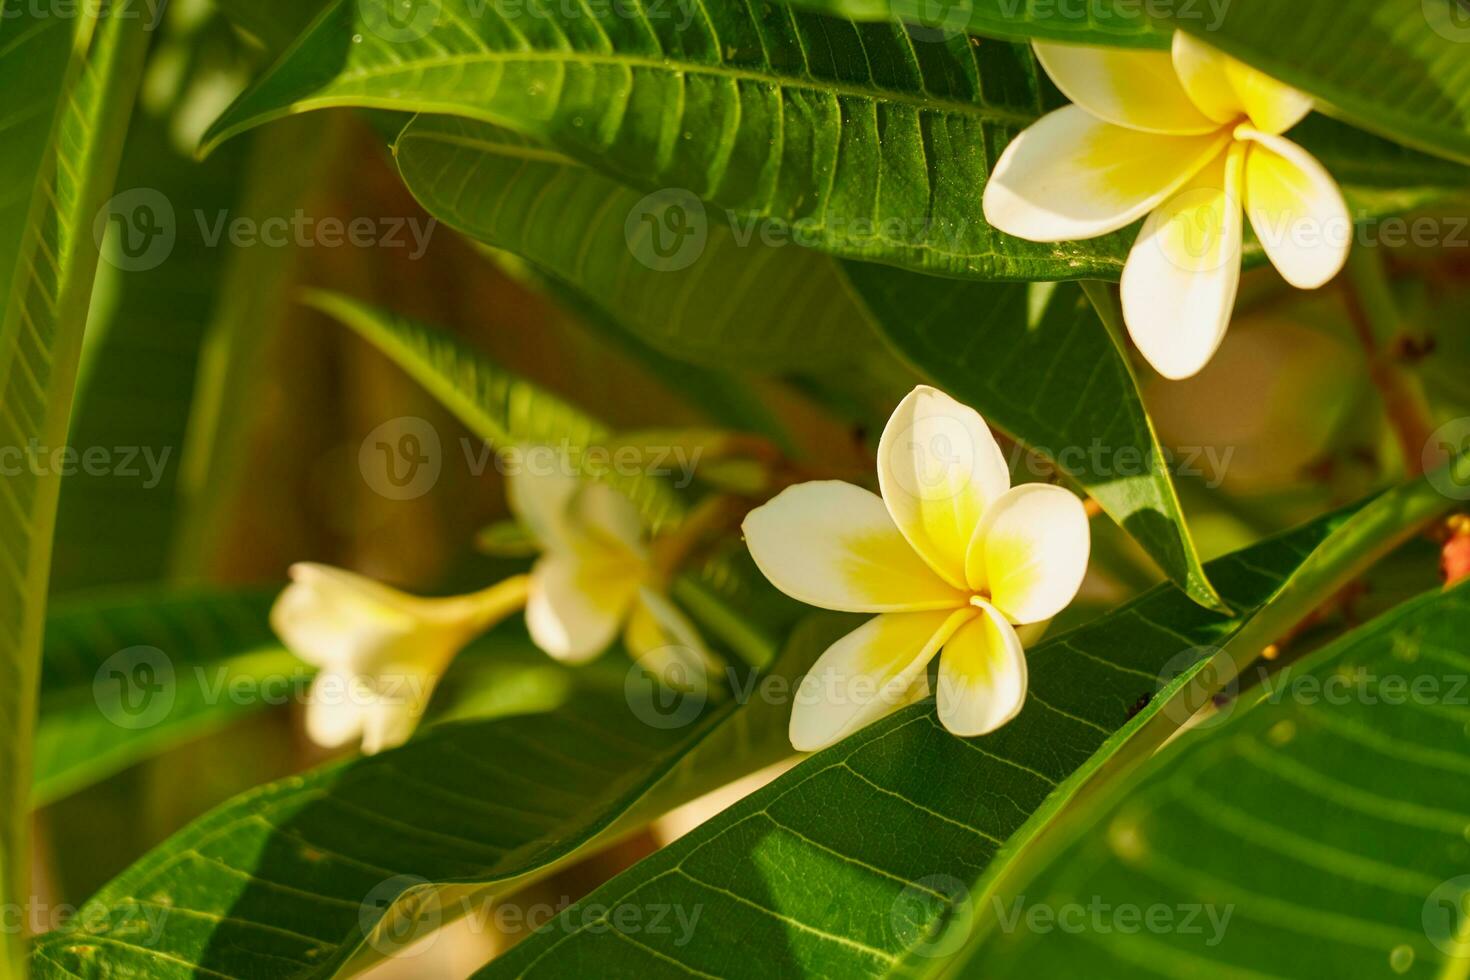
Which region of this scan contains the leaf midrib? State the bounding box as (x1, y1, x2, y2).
(260, 48, 1039, 125)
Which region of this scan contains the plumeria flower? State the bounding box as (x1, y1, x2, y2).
(984, 34, 1350, 380)
(743, 386, 1090, 752)
(272, 564, 529, 754)
(508, 463, 714, 687)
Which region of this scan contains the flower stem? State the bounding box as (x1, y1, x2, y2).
(1341, 247, 1434, 475)
(467, 573, 532, 630)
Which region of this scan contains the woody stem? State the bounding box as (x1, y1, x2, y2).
(1341, 247, 1434, 475)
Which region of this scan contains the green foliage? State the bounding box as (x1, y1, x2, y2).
(957, 581, 1470, 977)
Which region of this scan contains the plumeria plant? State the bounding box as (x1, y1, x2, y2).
(5, 0, 1470, 977)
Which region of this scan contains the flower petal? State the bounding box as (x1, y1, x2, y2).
(936, 602, 1028, 738)
(505, 464, 580, 550)
(572, 482, 648, 559)
(967, 484, 1091, 624)
(1171, 31, 1311, 135)
(1171, 31, 1244, 124)
(526, 553, 640, 662)
(743, 481, 966, 612)
(303, 670, 367, 750)
(789, 609, 973, 752)
(1240, 130, 1350, 289)
(984, 106, 1231, 243)
(1032, 41, 1220, 134)
(1121, 143, 1247, 381)
(877, 386, 1011, 588)
(625, 588, 719, 692)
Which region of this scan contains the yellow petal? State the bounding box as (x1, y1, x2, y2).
(936, 601, 1028, 738)
(1121, 143, 1247, 381)
(877, 386, 1012, 588)
(625, 588, 718, 692)
(1033, 41, 1221, 135)
(1241, 130, 1351, 289)
(968, 484, 1091, 624)
(985, 106, 1231, 243)
(526, 553, 640, 662)
(1172, 32, 1311, 135)
(742, 481, 967, 613)
(789, 609, 974, 752)
(1171, 31, 1245, 124)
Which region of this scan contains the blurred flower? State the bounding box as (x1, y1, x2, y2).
(985, 34, 1349, 380)
(743, 386, 1091, 752)
(508, 465, 714, 688)
(272, 563, 528, 754)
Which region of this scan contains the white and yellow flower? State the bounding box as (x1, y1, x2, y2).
(271, 564, 529, 754)
(508, 464, 714, 686)
(742, 386, 1090, 752)
(984, 34, 1350, 380)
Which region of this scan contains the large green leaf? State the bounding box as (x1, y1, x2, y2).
(203, 0, 1139, 282)
(0, 2, 150, 971)
(1160, 0, 1470, 165)
(478, 463, 1467, 977)
(35, 589, 297, 807)
(846, 267, 1224, 610)
(299, 290, 690, 532)
(29, 615, 835, 979)
(394, 115, 879, 373)
(780, 0, 1170, 46)
(957, 580, 1470, 977)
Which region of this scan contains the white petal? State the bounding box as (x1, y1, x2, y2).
(526, 553, 640, 662)
(742, 481, 966, 613)
(1033, 41, 1220, 134)
(304, 670, 367, 749)
(877, 386, 1011, 588)
(1121, 143, 1247, 381)
(985, 106, 1231, 243)
(358, 673, 439, 755)
(625, 588, 718, 692)
(789, 609, 973, 752)
(1225, 59, 1313, 136)
(1240, 130, 1351, 289)
(505, 464, 580, 550)
(936, 602, 1028, 738)
(967, 484, 1091, 624)
(572, 482, 648, 559)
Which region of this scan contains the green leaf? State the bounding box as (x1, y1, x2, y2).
(777, 0, 1170, 46)
(477, 464, 1467, 977)
(35, 589, 297, 806)
(299, 289, 690, 532)
(1160, 0, 1470, 165)
(0, 3, 150, 971)
(203, 0, 1136, 282)
(956, 581, 1470, 977)
(29, 615, 837, 979)
(846, 268, 1224, 611)
(394, 115, 880, 373)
